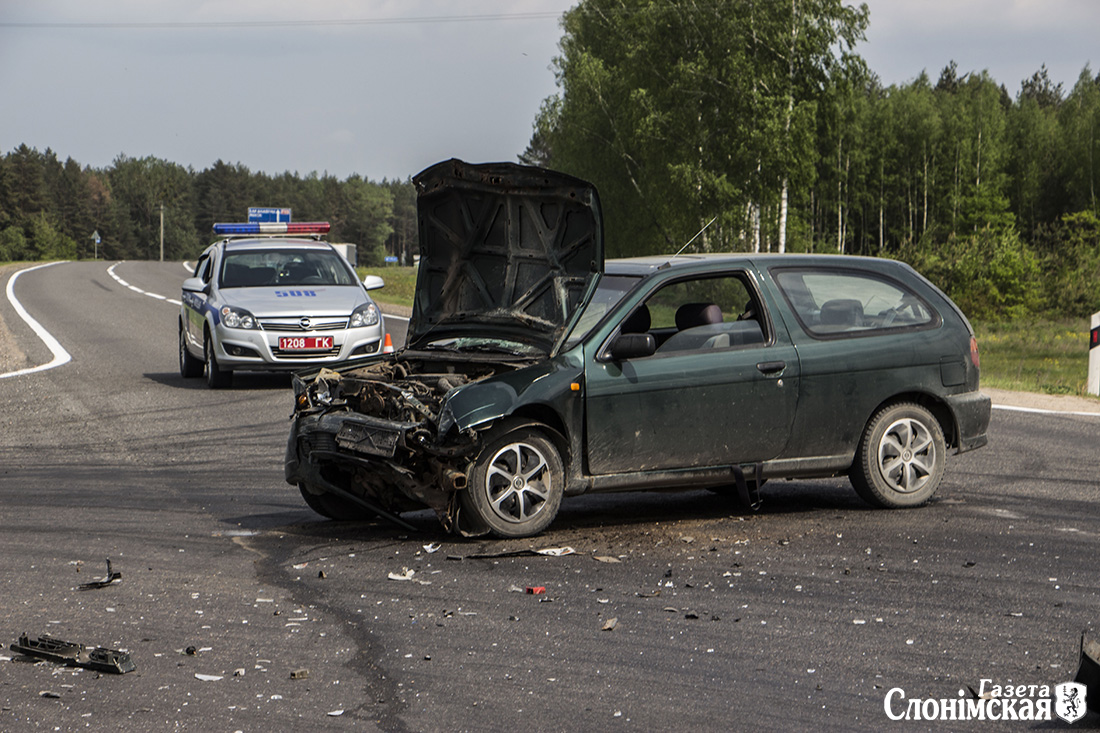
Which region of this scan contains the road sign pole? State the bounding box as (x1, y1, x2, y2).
(1089, 312, 1099, 397)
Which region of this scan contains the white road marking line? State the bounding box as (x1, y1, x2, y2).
(1, 262, 73, 379)
(992, 404, 1100, 418)
(107, 262, 181, 306)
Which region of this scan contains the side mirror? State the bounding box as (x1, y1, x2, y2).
(608, 333, 656, 361)
(363, 274, 385, 291)
(182, 277, 208, 294)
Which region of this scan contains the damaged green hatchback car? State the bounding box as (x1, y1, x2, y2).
(284, 159, 991, 538)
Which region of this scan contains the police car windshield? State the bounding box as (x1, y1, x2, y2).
(220, 249, 357, 288)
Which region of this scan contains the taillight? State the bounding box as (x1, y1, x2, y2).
(969, 336, 980, 369)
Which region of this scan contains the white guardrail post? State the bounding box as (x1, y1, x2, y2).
(1090, 312, 1100, 397)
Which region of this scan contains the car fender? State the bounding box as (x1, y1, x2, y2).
(439, 356, 583, 438)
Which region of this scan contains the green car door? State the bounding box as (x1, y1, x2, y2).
(583, 269, 800, 475)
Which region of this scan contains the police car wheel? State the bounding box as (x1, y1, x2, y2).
(179, 327, 203, 378)
(204, 336, 232, 388)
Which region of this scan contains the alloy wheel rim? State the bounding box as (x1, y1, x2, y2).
(877, 418, 936, 494)
(484, 442, 551, 524)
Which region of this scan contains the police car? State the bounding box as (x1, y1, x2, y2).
(179, 221, 385, 388)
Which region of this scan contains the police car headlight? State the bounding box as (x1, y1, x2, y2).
(350, 302, 379, 328)
(220, 305, 258, 329)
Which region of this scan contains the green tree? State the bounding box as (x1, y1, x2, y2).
(531, 0, 867, 257)
(1058, 67, 1100, 216)
(107, 155, 199, 260)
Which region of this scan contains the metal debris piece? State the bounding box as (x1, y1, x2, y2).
(10, 633, 136, 674)
(451, 546, 576, 560)
(77, 558, 121, 590)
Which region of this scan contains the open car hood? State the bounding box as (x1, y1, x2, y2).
(407, 159, 603, 355)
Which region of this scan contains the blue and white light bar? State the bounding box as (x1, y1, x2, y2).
(213, 222, 331, 235)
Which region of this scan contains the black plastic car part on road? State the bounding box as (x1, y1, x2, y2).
(285, 159, 991, 538)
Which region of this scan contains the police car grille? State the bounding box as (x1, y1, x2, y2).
(260, 317, 349, 332)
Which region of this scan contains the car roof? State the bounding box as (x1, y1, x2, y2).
(603, 252, 905, 276)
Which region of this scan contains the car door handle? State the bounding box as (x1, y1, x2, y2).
(756, 360, 786, 375)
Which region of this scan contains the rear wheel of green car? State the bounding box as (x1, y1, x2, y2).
(850, 403, 946, 508)
(461, 425, 564, 538)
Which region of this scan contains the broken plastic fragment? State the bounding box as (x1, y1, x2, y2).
(535, 547, 575, 557)
(602, 617, 618, 631)
(194, 673, 223, 682)
(77, 559, 122, 590)
(10, 633, 135, 674)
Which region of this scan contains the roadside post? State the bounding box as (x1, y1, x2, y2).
(1089, 312, 1099, 396)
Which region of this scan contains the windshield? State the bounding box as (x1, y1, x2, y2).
(562, 274, 642, 350)
(219, 249, 358, 288)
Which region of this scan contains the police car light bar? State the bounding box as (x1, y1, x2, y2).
(212, 222, 331, 235)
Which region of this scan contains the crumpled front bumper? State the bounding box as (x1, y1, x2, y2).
(285, 409, 480, 528)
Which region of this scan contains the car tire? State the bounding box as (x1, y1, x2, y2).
(461, 425, 564, 538)
(298, 483, 376, 521)
(180, 327, 203, 378)
(850, 402, 946, 508)
(204, 335, 232, 389)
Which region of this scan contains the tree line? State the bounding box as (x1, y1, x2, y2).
(523, 0, 1100, 320)
(0, 150, 417, 268)
(3, 0, 1100, 321)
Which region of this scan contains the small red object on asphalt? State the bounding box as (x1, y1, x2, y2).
(526, 586, 546, 595)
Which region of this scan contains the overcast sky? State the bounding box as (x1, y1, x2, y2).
(1, 0, 1096, 183)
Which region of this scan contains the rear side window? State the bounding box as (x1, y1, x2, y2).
(773, 268, 938, 338)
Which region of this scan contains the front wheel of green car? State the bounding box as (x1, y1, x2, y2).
(850, 403, 946, 508)
(461, 426, 564, 538)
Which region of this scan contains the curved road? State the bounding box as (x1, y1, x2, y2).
(2, 261, 1099, 731)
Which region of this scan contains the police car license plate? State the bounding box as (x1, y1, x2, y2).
(279, 336, 333, 351)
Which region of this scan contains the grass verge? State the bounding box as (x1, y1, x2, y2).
(973, 318, 1096, 397)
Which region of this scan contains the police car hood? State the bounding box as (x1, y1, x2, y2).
(223, 286, 365, 317)
(407, 159, 603, 355)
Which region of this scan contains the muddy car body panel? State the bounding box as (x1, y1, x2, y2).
(285, 161, 991, 538)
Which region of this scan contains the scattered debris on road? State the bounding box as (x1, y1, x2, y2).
(77, 558, 122, 590)
(9, 633, 135, 674)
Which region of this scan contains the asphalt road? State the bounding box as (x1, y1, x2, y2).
(2, 260, 1099, 732)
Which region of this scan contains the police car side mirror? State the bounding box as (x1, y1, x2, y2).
(182, 277, 208, 295)
(363, 275, 385, 291)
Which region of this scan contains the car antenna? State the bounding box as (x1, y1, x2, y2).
(660, 216, 716, 269)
